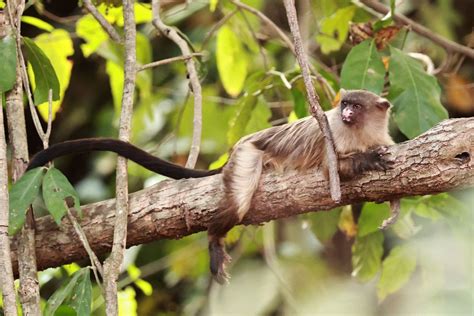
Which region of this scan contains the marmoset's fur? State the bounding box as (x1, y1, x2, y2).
(27, 89, 394, 284)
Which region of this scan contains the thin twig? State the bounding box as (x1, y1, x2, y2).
(42, 89, 53, 149)
(238, 8, 269, 70)
(102, 0, 136, 314)
(66, 209, 103, 288)
(82, 0, 122, 43)
(137, 53, 205, 72)
(283, 0, 341, 202)
(230, 0, 335, 100)
(152, 0, 202, 168)
(230, 0, 295, 54)
(201, 9, 238, 50)
(359, 0, 474, 59)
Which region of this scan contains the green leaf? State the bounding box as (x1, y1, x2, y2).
(216, 25, 248, 96)
(64, 269, 92, 316)
(23, 37, 60, 105)
(352, 231, 384, 282)
(227, 95, 258, 145)
(357, 202, 390, 237)
(391, 211, 421, 239)
(21, 16, 54, 32)
(310, 208, 342, 243)
(377, 244, 417, 301)
(44, 268, 91, 316)
(33, 30, 73, 121)
(0, 34, 17, 93)
(388, 47, 448, 138)
(244, 98, 271, 135)
(291, 88, 308, 118)
(315, 6, 356, 54)
(42, 167, 81, 225)
(340, 39, 386, 94)
(8, 167, 46, 235)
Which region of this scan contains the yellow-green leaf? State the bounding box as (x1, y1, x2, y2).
(216, 25, 248, 96)
(316, 6, 356, 54)
(23, 37, 60, 105)
(377, 244, 417, 301)
(33, 30, 73, 121)
(76, 15, 108, 57)
(352, 231, 384, 282)
(21, 16, 54, 32)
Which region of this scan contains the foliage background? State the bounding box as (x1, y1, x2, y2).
(1, 0, 473, 315)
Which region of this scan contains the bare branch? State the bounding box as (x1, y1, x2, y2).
(359, 0, 474, 59)
(283, 0, 341, 202)
(152, 0, 202, 169)
(82, 0, 122, 43)
(0, 92, 18, 316)
(137, 53, 205, 72)
(66, 210, 103, 288)
(5, 1, 41, 314)
(102, 0, 136, 313)
(9, 118, 474, 275)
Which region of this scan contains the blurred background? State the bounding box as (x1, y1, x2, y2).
(5, 0, 473, 314)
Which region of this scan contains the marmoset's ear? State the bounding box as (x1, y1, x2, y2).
(339, 88, 347, 98)
(376, 98, 391, 110)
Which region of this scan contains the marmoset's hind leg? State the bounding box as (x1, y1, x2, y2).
(208, 142, 263, 283)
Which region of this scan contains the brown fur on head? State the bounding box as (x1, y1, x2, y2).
(339, 89, 391, 127)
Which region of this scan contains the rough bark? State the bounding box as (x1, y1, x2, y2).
(9, 118, 474, 276)
(102, 0, 136, 314)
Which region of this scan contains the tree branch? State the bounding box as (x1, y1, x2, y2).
(283, 0, 341, 202)
(152, 0, 202, 169)
(9, 118, 474, 276)
(359, 0, 474, 59)
(102, 0, 136, 313)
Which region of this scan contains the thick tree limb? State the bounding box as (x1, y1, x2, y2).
(10, 118, 474, 276)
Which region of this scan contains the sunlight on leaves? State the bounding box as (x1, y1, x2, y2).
(33, 30, 74, 121)
(21, 16, 54, 32)
(216, 25, 248, 97)
(24, 37, 60, 105)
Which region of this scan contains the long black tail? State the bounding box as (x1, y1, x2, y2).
(27, 138, 221, 179)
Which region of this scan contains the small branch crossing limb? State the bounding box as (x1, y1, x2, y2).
(283, 0, 341, 202)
